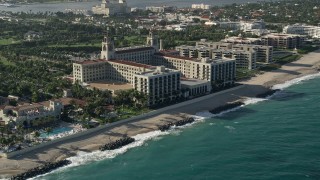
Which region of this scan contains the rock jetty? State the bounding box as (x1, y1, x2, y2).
(11, 159, 71, 180)
(158, 117, 195, 132)
(256, 89, 280, 98)
(209, 101, 244, 114)
(99, 137, 135, 151)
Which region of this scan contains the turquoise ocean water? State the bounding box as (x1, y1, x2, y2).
(36, 74, 320, 180)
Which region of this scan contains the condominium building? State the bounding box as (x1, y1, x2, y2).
(146, 6, 176, 13)
(154, 54, 236, 87)
(261, 33, 305, 49)
(283, 24, 320, 38)
(219, 22, 241, 31)
(191, 3, 211, 10)
(218, 20, 266, 33)
(92, 0, 130, 16)
(221, 36, 261, 45)
(176, 42, 274, 69)
(212, 49, 257, 70)
(194, 40, 273, 64)
(232, 44, 273, 64)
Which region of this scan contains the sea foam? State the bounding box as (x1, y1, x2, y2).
(31, 123, 200, 179)
(272, 72, 320, 90)
(30, 72, 320, 179)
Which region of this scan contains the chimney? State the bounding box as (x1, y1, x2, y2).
(156, 66, 165, 72)
(160, 39, 164, 51)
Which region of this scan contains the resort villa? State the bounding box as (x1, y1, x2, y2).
(0, 100, 63, 126)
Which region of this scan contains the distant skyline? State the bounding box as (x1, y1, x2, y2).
(0, 0, 278, 13)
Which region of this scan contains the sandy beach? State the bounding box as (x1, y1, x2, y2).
(1, 49, 320, 178)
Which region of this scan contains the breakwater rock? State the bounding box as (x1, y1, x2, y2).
(11, 159, 71, 180)
(99, 137, 135, 151)
(158, 117, 195, 132)
(256, 89, 280, 98)
(209, 101, 244, 114)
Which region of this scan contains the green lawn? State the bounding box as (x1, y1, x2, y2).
(236, 69, 259, 80)
(0, 56, 16, 66)
(48, 42, 101, 48)
(117, 106, 150, 120)
(0, 38, 19, 45)
(276, 54, 301, 65)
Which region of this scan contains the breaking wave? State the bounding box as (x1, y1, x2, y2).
(30, 72, 320, 179)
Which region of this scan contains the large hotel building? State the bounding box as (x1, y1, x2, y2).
(73, 31, 236, 105)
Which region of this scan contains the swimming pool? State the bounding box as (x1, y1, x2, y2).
(40, 127, 73, 139)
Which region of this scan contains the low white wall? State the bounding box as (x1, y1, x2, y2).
(6, 85, 245, 158)
(0, 153, 7, 158)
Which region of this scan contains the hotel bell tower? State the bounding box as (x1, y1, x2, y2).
(146, 29, 159, 52)
(101, 35, 114, 60)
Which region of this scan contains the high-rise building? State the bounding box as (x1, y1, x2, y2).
(191, 3, 211, 10)
(261, 33, 305, 49)
(194, 40, 273, 65)
(154, 54, 236, 87)
(283, 24, 320, 38)
(92, 0, 130, 17)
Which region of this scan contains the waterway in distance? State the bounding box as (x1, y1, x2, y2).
(0, 0, 277, 13)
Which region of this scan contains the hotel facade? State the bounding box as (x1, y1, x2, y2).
(73, 31, 236, 105)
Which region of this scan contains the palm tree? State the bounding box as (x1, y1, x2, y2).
(45, 127, 53, 136)
(0, 127, 4, 138)
(33, 131, 41, 139)
(0, 137, 7, 146)
(94, 106, 105, 117)
(16, 124, 25, 141)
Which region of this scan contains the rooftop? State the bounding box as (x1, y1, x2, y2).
(158, 54, 234, 63)
(181, 78, 210, 86)
(108, 59, 155, 69)
(115, 46, 155, 54)
(159, 49, 180, 54)
(161, 54, 194, 61)
(222, 36, 261, 43)
(136, 66, 180, 77)
(262, 33, 304, 38)
(56, 97, 86, 107)
(13, 103, 44, 111)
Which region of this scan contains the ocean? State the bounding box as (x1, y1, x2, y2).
(0, 0, 276, 13)
(33, 73, 320, 180)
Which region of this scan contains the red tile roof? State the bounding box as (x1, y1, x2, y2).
(115, 47, 155, 54)
(76, 59, 107, 65)
(57, 97, 87, 107)
(108, 59, 154, 68)
(157, 54, 195, 61)
(159, 50, 180, 54)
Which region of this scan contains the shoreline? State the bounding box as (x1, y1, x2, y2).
(1, 49, 320, 178)
(17, 0, 97, 5)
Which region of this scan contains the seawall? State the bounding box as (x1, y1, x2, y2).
(4, 84, 255, 159)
